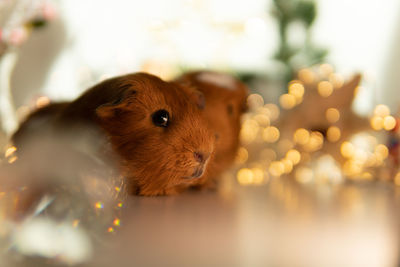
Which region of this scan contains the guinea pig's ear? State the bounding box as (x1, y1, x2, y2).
(192, 90, 206, 110)
(175, 79, 206, 110)
(96, 88, 136, 119)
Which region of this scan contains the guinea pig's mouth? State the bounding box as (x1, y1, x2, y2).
(184, 165, 206, 179)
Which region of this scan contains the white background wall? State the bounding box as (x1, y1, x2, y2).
(10, 0, 400, 112)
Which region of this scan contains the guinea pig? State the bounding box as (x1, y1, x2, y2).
(175, 71, 248, 187)
(12, 73, 215, 196)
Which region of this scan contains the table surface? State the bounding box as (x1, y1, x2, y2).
(86, 177, 400, 267)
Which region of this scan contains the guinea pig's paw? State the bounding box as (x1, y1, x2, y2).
(137, 186, 180, 196)
(189, 178, 218, 191)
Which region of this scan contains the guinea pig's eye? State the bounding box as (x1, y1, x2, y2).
(152, 109, 169, 127)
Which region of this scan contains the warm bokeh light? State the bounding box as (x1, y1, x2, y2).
(279, 94, 296, 109)
(95, 202, 104, 209)
(269, 161, 285, 177)
(293, 128, 310, 145)
(72, 219, 80, 228)
(247, 94, 264, 109)
(288, 81, 305, 100)
(263, 104, 280, 121)
(327, 126, 341, 142)
(325, 108, 340, 123)
(298, 68, 315, 84)
(253, 114, 270, 127)
(343, 160, 362, 177)
(281, 159, 293, 174)
(235, 147, 249, 164)
(370, 116, 383, 130)
(113, 218, 121, 226)
(286, 149, 301, 165)
(295, 167, 313, 184)
(317, 81, 333, 97)
(328, 73, 344, 88)
(383, 115, 396, 131)
(240, 119, 259, 143)
(375, 144, 389, 160)
(341, 142, 355, 158)
(395, 172, 400, 186)
(35, 96, 51, 108)
(262, 126, 280, 143)
(374, 104, 390, 117)
(319, 63, 334, 77)
(237, 168, 253, 185)
(5, 146, 17, 158)
(304, 131, 324, 152)
(251, 168, 265, 184)
(8, 156, 17, 164)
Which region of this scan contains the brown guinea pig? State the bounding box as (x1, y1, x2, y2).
(12, 73, 215, 196)
(175, 71, 248, 187)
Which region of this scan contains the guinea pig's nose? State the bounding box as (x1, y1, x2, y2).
(194, 151, 209, 163)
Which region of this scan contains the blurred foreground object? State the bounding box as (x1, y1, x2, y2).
(0, 135, 125, 266)
(0, 0, 55, 137)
